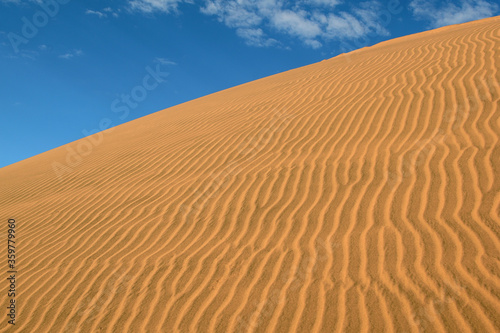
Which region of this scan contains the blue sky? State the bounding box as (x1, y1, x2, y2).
(1, 0, 498, 169)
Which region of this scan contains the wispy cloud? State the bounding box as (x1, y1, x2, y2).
(304, 39, 322, 49)
(103, 7, 120, 18)
(199, 0, 388, 48)
(236, 28, 279, 47)
(128, 0, 190, 14)
(125, 0, 391, 48)
(85, 9, 107, 18)
(271, 10, 322, 39)
(85, 7, 120, 18)
(410, 0, 499, 28)
(59, 49, 83, 59)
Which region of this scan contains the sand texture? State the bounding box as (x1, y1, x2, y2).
(1, 16, 499, 333)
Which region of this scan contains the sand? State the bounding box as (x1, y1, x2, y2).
(1, 16, 499, 333)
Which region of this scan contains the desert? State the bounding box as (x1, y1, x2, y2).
(1, 15, 499, 333)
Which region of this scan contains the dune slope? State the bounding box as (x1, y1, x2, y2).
(1, 16, 499, 333)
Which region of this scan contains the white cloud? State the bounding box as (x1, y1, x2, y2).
(306, 0, 341, 7)
(128, 0, 189, 14)
(322, 1, 389, 40)
(199, 0, 389, 48)
(271, 10, 322, 39)
(353, 1, 390, 36)
(236, 28, 278, 47)
(86, 7, 120, 18)
(201, 1, 264, 28)
(86, 9, 107, 18)
(326, 13, 366, 39)
(124, 0, 395, 48)
(304, 39, 322, 49)
(59, 49, 83, 59)
(410, 0, 499, 28)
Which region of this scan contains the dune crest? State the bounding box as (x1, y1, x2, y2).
(1, 16, 499, 333)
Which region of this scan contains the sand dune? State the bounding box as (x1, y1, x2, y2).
(1, 16, 500, 333)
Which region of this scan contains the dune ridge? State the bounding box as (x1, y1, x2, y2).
(1, 16, 499, 332)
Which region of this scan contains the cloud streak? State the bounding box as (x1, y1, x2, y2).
(85, 9, 106, 18)
(410, 0, 499, 28)
(85, 7, 120, 18)
(128, 0, 392, 48)
(201, 0, 391, 48)
(59, 49, 83, 59)
(128, 0, 190, 14)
